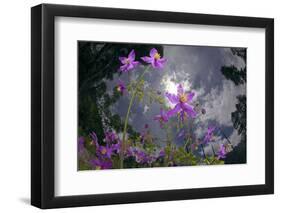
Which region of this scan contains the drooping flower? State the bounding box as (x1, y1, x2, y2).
(90, 158, 113, 170)
(203, 126, 216, 144)
(217, 144, 227, 159)
(78, 136, 85, 153)
(141, 48, 167, 69)
(154, 108, 169, 128)
(165, 84, 197, 121)
(116, 80, 126, 94)
(119, 49, 139, 72)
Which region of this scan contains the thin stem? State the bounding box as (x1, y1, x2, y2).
(219, 128, 234, 149)
(201, 144, 206, 159)
(211, 144, 216, 156)
(120, 67, 149, 168)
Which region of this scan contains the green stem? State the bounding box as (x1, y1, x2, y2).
(120, 67, 149, 168)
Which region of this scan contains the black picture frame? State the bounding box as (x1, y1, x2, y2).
(31, 3, 274, 209)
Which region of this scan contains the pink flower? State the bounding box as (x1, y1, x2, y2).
(154, 108, 169, 128)
(203, 126, 216, 144)
(217, 144, 227, 159)
(119, 49, 139, 72)
(141, 48, 167, 69)
(165, 84, 197, 120)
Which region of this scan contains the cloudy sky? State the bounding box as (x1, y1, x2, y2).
(104, 44, 246, 155)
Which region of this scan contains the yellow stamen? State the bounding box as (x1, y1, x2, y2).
(179, 94, 187, 103)
(101, 148, 107, 155)
(96, 166, 101, 170)
(154, 53, 161, 60)
(125, 58, 130, 64)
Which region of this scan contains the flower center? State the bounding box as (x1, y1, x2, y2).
(96, 166, 101, 170)
(125, 58, 131, 64)
(101, 148, 107, 155)
(117, 86, 121, 92)
(154, 53, 161, 60)
(179, 94, 187, 103)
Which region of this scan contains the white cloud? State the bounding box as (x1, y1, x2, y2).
(199, 79, 245, 126)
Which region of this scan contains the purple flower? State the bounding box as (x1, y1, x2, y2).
(154, 109, 169, 128)
(90, 131, 99, 147)
(135, 150, 148, 164)
(158, 149, 165, 158)
(116, 80, 126, 94)
(125, 147, 135, 158)
(127, 147, 149, 164)
(78, 136, 85, 153)
(141, 48, 167, 69)
(112, 140, 121, 154)
(165, 84, 197, 120)
(104, 131, 118, 144)
(90, 158, 113, 170)
(119, 49, 139, 72)
(217, 144, 227, 159)
(96, 144, 114, 159)
(203, 126, 216, 144)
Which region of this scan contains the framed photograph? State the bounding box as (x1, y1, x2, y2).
(31, 4, 274, 209)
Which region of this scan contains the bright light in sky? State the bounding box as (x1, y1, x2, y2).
(162, 72, 192, 107)
(164, 79, 178, 95)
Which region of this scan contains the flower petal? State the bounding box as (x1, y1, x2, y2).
(188, 92, 195, 102)
(165, 92, 179, 104)
(167, 103, 181, 117)
(132, 61, 139, 66)
(182, 103, 197, 118)
(120, 64, 129, 72)
(126, 63, 134, 71)
(154, 60, 164, 69)
(158, 57, 167, 63)
(149, 48, 158, 57)
(177, 84, 184, 95)
(119, 56, 128, 64)
(128, 49, 136, 60)
(141, 56, 153, 63)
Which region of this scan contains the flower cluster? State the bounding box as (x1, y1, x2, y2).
(119, 48, 167, 73)
(89, 131, 121, 170)
(126, 147, 165, 165)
